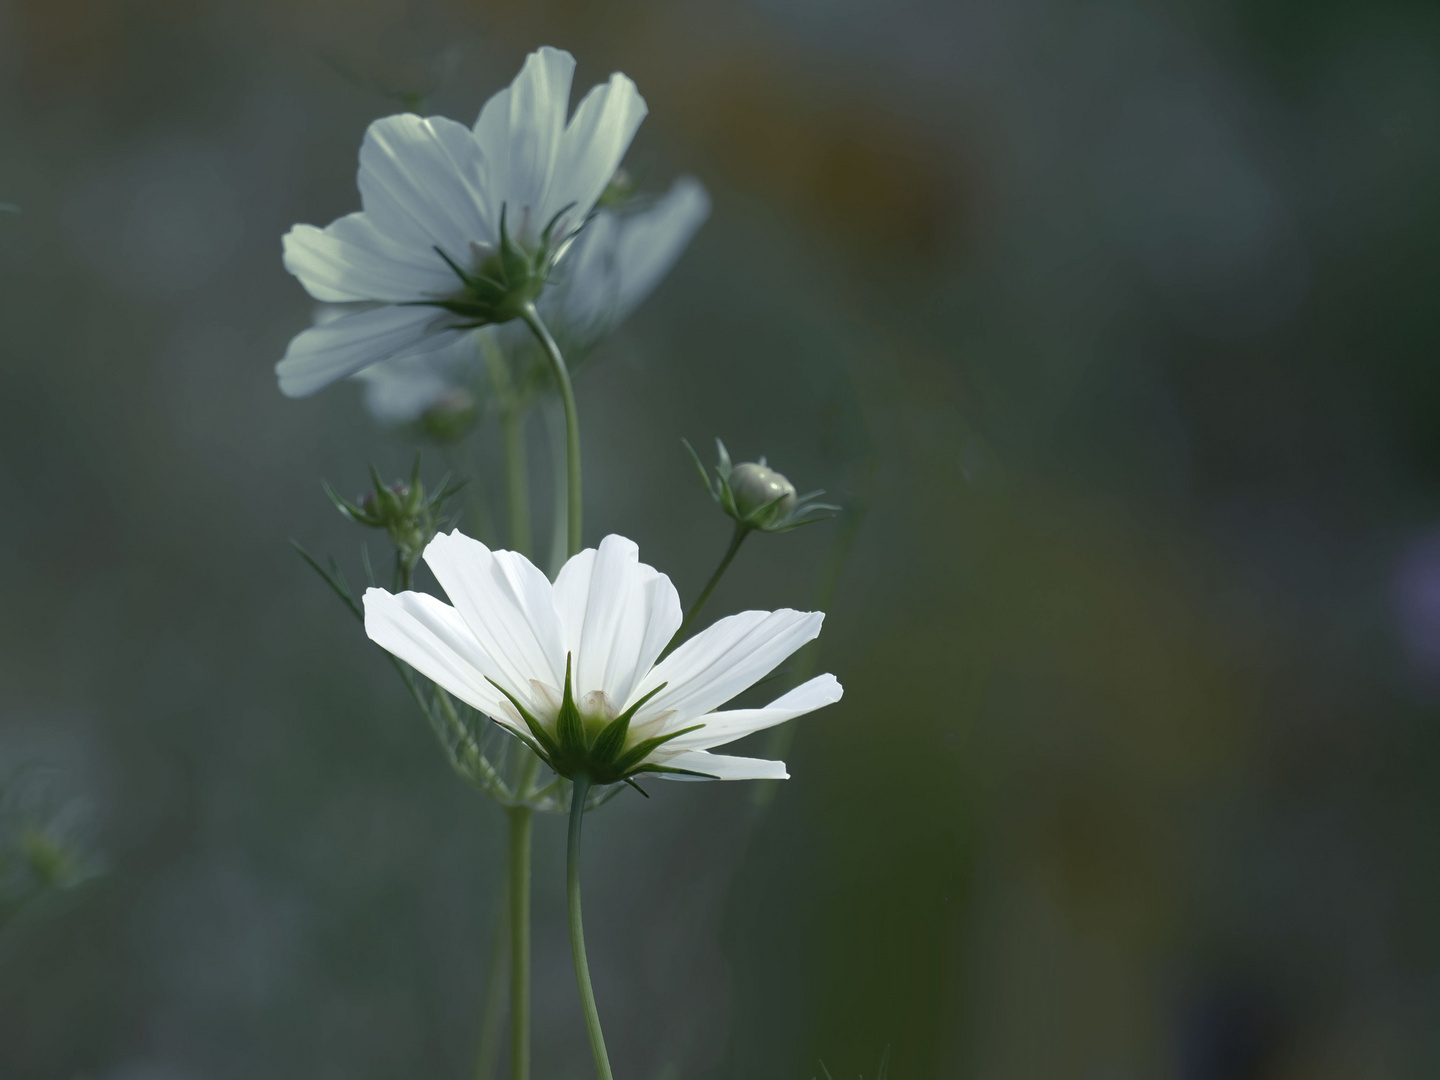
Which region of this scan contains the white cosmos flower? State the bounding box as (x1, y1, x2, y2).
(277, 45, 648, 399)
(364, 531, 843, 784)
(353, 176, 711, 426)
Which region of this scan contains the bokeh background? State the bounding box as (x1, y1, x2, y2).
(4, 0, 1440, 1076)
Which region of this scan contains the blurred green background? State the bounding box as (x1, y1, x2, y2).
(5, 0, 1440, 1077)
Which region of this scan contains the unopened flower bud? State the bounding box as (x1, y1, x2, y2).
(324, 454, 464, 582)
(686, 438, 840, 534)
(729, 462, 797, 523)
(363, 482, 410, 523)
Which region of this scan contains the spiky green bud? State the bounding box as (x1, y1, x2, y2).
(325, 453, 464, 584)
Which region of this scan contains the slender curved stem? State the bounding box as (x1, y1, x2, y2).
(566, 775, 614, 1080)
(520, 303, 582, 558)
(506, 806, 533, 1080)
(544, 400, 570, 580)
(472, 896, 509, 1080)
(661, 523, 751, 660)
(482, 334, 532, 557)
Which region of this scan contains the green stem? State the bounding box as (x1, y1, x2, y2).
(566, 775, 614, 1080)
(544, 401, 570, 580)
(520, 303, 582, 558)
(506, 806, 533, 1080)
(472, 895, 509, 1080)
(661, 523, 751, 660)
(483, 335, 532, 557)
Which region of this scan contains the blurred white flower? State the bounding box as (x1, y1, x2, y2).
(353, 176, 711, 426)
(352, 330, 479, 425)
(364, 532, 842, 784)
(552, 175, 711, 339)
(277, 45, 648, 398)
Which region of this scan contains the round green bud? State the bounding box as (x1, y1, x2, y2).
(729, 462, 797, 522)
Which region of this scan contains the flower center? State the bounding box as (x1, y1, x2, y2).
(417, 202, 577, 328)
(486, 656, 697, 786)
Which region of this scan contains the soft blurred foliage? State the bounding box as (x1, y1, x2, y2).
(4, 0, 1440, 1077)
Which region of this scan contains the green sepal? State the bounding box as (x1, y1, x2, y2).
(612, 723, 705, 776)
(498, 205, 532, 287)
(554, 654, 586, 759)
(433, 246, 477, 288)
(404, 454, 425, 514)
(629, 762, 721, 780)
(587, 682, 667, 768)
(682, 439, 715, 498)
(484, 676, 561, 764)
(714, 438, 733, 480)
(622, 777, 650, 798)
(539, 202, 577, 248)
(742, 491, 791, 528)
(322, 480, 376, 526)
(366, 464, 396, 517)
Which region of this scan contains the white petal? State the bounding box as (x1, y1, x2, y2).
(581, 177, 711, 326)
(553, 535, 682, 708)
(543, 72, 647, 229)
(651, 750, 788, 782)
(663, 673, 843, 752)
(276, 304, 444, 398)
(282, 213, 456, 303)
(631, 609, 825, 728)
(353, 328, 482, 424)
(545, 210, 620, 328)
(357, 113, 493, 261)
(362, 588, 515, 725)
(351, 339, 463, 426)
(501, 46, 576, 239)
(422, 530, 566, 699)
(547, 176, 709, 336)
(472, 85, 513, 205)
